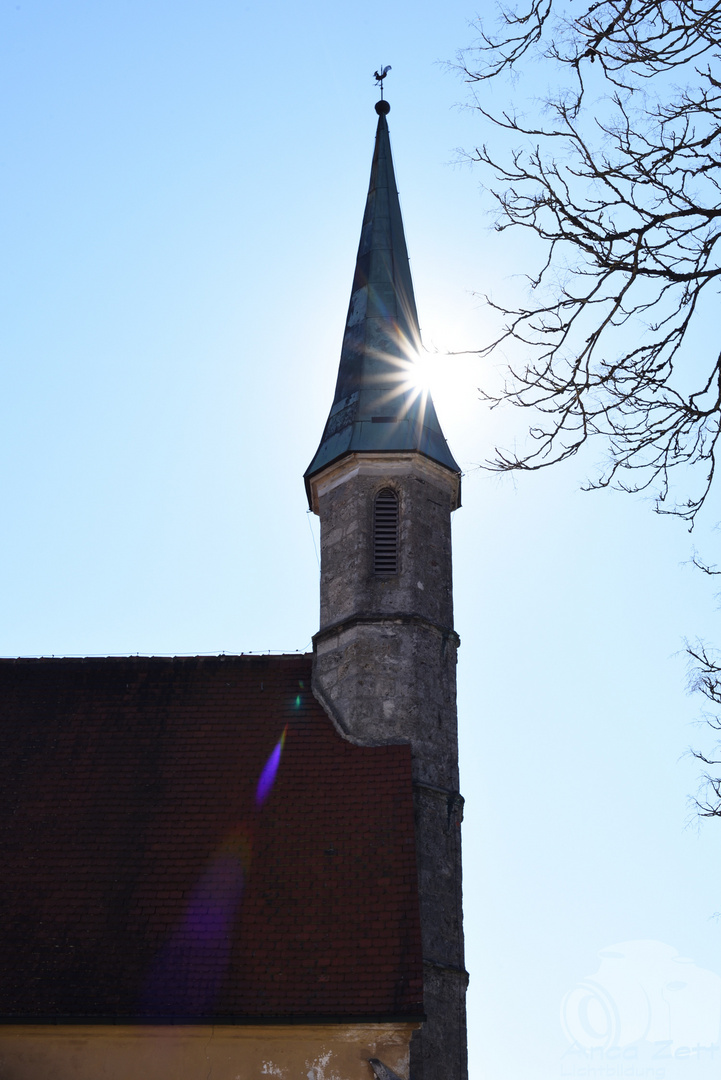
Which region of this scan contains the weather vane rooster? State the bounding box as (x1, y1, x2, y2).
(374, 65, 391, 99)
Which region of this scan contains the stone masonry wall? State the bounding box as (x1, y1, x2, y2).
(310, 453, 468, 1080)
(316, 455, 455, 634)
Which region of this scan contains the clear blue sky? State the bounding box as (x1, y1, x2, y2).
(2, 3, 720, 1077)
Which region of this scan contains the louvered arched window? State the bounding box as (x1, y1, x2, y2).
(373, 488, 399, 575)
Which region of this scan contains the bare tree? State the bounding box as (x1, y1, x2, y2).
(684, 556, 721, 815)
(687, 640, 721, 815)
(460, 0, 721, 524)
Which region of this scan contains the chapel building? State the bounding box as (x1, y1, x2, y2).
(0, 98, 467, 1080)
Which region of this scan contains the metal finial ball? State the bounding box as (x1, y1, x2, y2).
(375, 100, 391, 115)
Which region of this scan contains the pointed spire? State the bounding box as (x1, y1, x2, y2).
(305, 101, 460, 500)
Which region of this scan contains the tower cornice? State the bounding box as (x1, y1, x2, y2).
(307, 450, 461, 515)
(313, 612, 461, 649)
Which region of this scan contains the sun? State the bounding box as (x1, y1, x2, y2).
(407, 351, 434, 394)
(367, 317, 489, 450)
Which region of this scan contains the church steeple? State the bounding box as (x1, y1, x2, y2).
(307, 99, 468, 1080)
(305, 100, 460, 500)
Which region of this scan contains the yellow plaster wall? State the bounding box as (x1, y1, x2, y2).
(0, 1022, 417, 1080)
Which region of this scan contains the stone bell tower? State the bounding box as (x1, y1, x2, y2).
(305, 99, 467, 1080)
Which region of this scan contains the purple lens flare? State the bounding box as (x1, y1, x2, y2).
(255, 725, 287, 808)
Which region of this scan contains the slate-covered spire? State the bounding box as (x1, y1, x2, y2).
(305, 100, 460, 497)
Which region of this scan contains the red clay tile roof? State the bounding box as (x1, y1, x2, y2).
(0, 654, 423, 1022)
